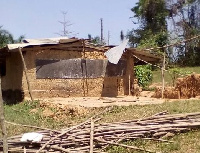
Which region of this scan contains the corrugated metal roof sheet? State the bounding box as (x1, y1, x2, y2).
(104, 39, 128, 64)
(6, 37, 78, 50)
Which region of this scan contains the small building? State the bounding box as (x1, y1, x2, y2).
(0, 38, 160, 103)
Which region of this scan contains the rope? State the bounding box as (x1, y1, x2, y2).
(144, 34, 200, 51)
(132, 54, 168, 71)
(132, 34, 200, 71)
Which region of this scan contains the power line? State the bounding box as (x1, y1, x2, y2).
(144, 34, 200, 51)
(132, 34, 200, 71)
(132, 54, 167, 71)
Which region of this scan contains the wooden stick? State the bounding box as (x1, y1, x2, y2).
(36, 120, 90, 153)
(36, 107, 112, 153)
(96, 138, 155, 153)
(129, 74, 131, 96)
(23, 146, 26, 153)
(18, 47, 34, 101)
(161, 53, 165, 99)
(82, 39, 89, 95)
(90, 118, 94, 153)
(6, 111, 200, 152)
(126, 137, 174, 143)
(46, 145, 70, 152)
(0, 76, 8, 153)
(5, 121, 60, 133)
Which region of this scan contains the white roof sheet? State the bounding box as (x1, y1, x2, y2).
(7, 37, 69, 50)
(104, 39, 129, 64)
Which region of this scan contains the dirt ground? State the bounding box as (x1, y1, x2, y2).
(27, 91, 168, 108)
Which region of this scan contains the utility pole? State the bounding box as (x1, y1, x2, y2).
(107, 31, 110, 45)
(100, 18, 103, 45)
(120, 30, 124, 42)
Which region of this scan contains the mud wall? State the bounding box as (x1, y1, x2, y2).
(152, 74, 200, 99)
(22, 47, 128, 99)
(1, 52, 24, 103)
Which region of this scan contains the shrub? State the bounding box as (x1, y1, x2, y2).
(134, 64, 153, 88)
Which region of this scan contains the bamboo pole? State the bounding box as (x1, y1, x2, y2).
(90, 118, 94, 153)
(129, 74, 131, 96)
(23, 146, 26, 153)
(36, 106, 113, 153)
(36, 120, 91, 153)
(5, 121, 60, 133)
(0, 76, 8, 153)
(82, 39, 89, 95)
(18, 48, 34, 101)
(96, 139, 155, 153)
(161, 53, 165, 99)
(81, 40, 88, 97)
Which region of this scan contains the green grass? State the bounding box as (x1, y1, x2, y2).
(106, 130, 200, 153)
(152, 66, 200, 86)
(100, 99, 200, 123)
(3, 100, 105, 137)
(100, 100, 200, 153)
(3, 99, 200, 152)
(4, 101, 64, 137)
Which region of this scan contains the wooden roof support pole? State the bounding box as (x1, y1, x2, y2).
(129, 74, 131, 96)
(0, 76, 8, 153)
(124, 50, 134, 95)
(18, 48, 34, 102)
(82, 39, 88, 96)
(161, 53, 165, 99)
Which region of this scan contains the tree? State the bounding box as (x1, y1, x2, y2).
(0, 26, 25, 48)
(166, 0, 200, 66)
(128, 0, 168, 50)
(88, 34, 105, 45)
(0, 26, 14, 48)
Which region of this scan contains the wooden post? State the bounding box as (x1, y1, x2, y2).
(129, 74, 131, 96)
(89, 118, 94, 153)
(82, 40, 86, 97)
(18, 48, 34, 101)
(0, 76, 8, 153)
(82, 40, 88, 96)
(24, 146, 26, 153)
(124, 51, 134, 95)
(161, 53, 165, 99)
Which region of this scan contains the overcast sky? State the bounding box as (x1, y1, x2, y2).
(1, 0, 138, 45)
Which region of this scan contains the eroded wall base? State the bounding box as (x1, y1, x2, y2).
(2, 90, 24, 104)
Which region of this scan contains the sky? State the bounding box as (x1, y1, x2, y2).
(0, 0, 138, 45)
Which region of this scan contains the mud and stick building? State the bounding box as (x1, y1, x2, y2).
(0, 38, 160, 103)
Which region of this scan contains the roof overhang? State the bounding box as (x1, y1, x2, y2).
(127, 48, 162, 63)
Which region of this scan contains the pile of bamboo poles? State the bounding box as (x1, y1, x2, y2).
(2, 111, 200, 152)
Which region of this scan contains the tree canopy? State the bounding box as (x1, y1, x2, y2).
(128, 0, 168, 49)
(128, 0, 200, 66)
(0, 26, 24, 48)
